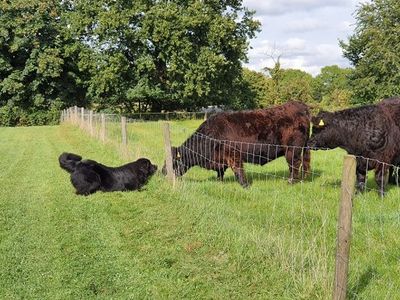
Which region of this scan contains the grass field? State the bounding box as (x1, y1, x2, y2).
(0, 123, 399, 299)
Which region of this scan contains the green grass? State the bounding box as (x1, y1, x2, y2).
(0, 123, 399, 299)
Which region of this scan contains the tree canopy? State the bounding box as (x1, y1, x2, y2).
(340, 0, 400, 104)
(0, 0, 260, 125)
(0, 0, 88, 125)
(62, 0, 261, 112)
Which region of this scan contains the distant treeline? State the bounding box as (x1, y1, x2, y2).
(1, 0, 399, 126)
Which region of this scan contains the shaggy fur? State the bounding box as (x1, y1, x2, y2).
(59, 152, 157, 195)
(162, 101, 311, 187)
(308, 100, 400, 196)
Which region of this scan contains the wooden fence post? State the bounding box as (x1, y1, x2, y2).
(333, 154, 357, 300)
(163, 122, 176, 186)
(121, 116, 127, 146)
(100, 113, 106, 143)
(81, 107, 84, 128)
(74, 106, 78, 124)
(89, 110, 93, 136)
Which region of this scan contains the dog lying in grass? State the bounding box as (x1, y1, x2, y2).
(59, 152, 157, 195)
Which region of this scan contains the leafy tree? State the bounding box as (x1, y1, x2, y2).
(0, 0, 88, 126)
(264, 62, 314, 105)
(237, 68, 269, 108)
(64, 0, 260, 113)
(340, 0, 400, 104)
(313, 65, 353, 109)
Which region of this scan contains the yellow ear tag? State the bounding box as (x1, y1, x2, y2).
(177, 151, 181, 158)
(319, 119, 325, 126)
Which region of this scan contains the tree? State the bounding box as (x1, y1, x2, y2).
(0, 0, 88, 126)
(340, 0, 400, 104)
(264, 61, 314, 105)
(313, 65, 353, 109)
(65, 0, 261, 113)
(237, 68, 269, 109)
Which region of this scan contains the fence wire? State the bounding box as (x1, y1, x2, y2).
(61, 107, 400, 299)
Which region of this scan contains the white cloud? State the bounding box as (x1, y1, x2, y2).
(283, 18, 327, 33)
(243, 0, 359, 75)
(247, 40, 347, 76)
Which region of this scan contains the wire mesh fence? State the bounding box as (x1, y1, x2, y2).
(61, 106, 400, 298)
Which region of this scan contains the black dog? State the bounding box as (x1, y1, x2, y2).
(59, 152, 157, 195)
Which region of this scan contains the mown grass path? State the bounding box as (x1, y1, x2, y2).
(0, 125, 399, 299)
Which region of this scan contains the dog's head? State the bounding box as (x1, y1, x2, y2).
(136, 158, 158, 176)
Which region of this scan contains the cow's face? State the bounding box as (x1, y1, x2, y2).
(308, 112, 339, 149)
(161, 147, 189, 177)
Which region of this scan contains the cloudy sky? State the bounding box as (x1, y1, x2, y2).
(242, 0, 363, 76)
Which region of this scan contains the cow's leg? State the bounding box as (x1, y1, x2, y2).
(375, 163, 389, 197)
(214, 145, 227, 181)
(388, 166, 399, 186)
(388, 166, 395, 185)
(285, 147, 302, 183)
(231, 163, 248, 187)
(301, 147, 311, 179)
(216, 166, 227, 181)
(227, 150, 248, 187)
(355, 158, 368, 193)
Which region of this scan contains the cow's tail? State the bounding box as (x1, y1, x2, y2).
(59, 152, 82, 173)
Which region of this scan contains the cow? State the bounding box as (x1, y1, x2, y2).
(379, 97, 400, 185)
(308, 100, 400, 196)
(162, 101, 311, 187)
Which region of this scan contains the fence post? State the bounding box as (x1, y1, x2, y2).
(89, 110, 93, 136)
(163, 122, 176, 186)
(204, 112, 208, 121)
(121, 116, 127, 146)
(74, 106, 78, 124)
(80, 107, 84, 128)
(100, 113, 106, 143)
(333, 154, 356, 300)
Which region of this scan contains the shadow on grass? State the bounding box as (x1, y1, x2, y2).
(180, 169, 325, 185)
(348, 266, 378, 299)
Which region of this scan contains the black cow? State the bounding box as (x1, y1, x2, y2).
(379, 97, 400, 185)
(308, 101, 400, 196)
(162, 101, 311, 187)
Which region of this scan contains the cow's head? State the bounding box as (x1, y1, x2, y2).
(308, 111, 340, 149)
(162, 146, 189, 177)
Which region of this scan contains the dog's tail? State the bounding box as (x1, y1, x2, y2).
(59, 152, 82, 173)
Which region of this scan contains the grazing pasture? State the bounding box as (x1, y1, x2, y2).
(0, 122, 399, 299)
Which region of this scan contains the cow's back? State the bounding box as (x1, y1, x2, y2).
(194, 101, 310, 146)
(380, 97, 400, 129)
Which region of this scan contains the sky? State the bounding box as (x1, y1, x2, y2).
(242, 0, 363, 76)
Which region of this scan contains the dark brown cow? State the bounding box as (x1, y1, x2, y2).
(308, 99, 400, 196)
(162, 101, 311, 187)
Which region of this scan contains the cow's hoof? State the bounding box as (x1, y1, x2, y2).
(241, 182, 250, 188)
(356, 182, 366, 193)
(287, 178, 299, 184)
